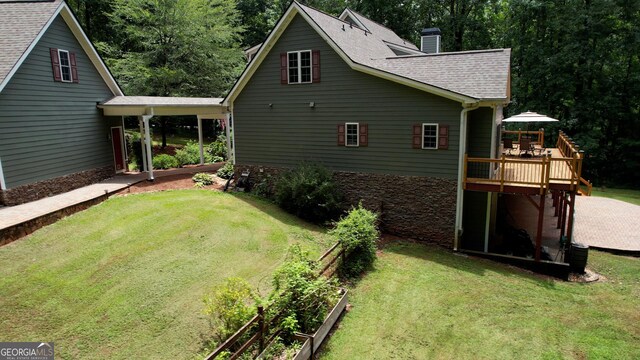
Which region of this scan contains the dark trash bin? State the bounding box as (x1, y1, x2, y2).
(568, 242, 589, 273)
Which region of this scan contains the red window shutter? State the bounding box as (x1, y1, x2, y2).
(280, 53, 288, 84)
(312, 50, 320, 83)
(412, 124, 422, 149)
(337, 124, 345, 146)
(50, 48, 61, 82)
(438, 124, 449, 149)
(359, 123, 368, 147)
(70, 52, 79, 83)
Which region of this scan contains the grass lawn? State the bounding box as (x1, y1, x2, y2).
(591, 187, 640, 206)
(321, 242, 640, 360)
(0, 190, 330, 359)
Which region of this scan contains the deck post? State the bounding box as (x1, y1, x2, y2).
(557, 191, 564, 229)
(566, 192, 576, 242)
(535, 194, 546, 262)
(560, 193, 568, 238)
(197, 116, 205, 165)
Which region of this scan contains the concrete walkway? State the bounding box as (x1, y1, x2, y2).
(0, 164, 222, 230)
(573, 196, 640, 252)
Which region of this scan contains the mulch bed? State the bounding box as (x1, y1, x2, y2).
(118, 172, 228, 195)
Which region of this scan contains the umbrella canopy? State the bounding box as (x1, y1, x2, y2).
(503, 111, 559, 123)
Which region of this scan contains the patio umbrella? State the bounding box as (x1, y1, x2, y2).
(503, 111, 560, 123)
(503, 111, 559, 133)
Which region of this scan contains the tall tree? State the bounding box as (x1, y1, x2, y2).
(108, 0, 245, 147)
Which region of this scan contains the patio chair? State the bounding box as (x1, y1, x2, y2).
(519, 138, 533, 156)
(503, 138, 515, 155)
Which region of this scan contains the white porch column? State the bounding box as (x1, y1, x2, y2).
(142, 115, 154, 181)
(138, 117, 148, 172)
(197, 116, 205, 165)
(225, 112, 233, 163)
(0, 157, 7, 191)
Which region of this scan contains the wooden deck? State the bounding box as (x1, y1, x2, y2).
(464, 131, 591, 195)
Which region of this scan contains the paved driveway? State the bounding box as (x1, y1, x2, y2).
(573, 196, 640, 252)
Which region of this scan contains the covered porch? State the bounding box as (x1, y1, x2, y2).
(98, 96, 230, 181)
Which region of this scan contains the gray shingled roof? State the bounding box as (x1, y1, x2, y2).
(100, 96, 223, 106)
(297, 3, 510, 101)
(0, 0, 62, 86)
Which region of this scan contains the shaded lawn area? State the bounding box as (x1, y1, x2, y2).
(0, 190, 330, 359)
(322, 242, 640, 360)
(591, 187, 640, 206)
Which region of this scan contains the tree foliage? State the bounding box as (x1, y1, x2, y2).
(107, 0, 245, 98)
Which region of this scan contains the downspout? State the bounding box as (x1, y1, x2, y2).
(454, 103, 479, 251)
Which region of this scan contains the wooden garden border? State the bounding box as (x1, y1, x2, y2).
(203, 242, 345, 360)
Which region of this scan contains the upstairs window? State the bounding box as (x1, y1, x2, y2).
(59, 50, 72, 82)
(280, 50, 320, 84)
(49, 48, 78, 83)
(288, 50, 311, 84)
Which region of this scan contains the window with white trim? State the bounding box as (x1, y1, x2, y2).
(422, 123, 438, 149)
(58, 49, 72, 82)
(346, 122, 359, 147)
(288, 50, 312, 84)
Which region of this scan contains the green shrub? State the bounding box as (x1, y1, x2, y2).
(207, 135, 228, 160)
(269, 245, 339, 339)
(252, 174, 275, 200)
(192, 172, 215, 186)
(329, 204, 380, 278)
(152, 154, 178, 169)
(274, 162, 343, 224)
(203, 277, 256, 341)
(175, 141, 214, 167)
(217, 162, 234, 179)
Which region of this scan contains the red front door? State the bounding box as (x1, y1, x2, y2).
(111, 127, 126, 172)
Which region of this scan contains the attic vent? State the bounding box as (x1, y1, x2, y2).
(420, 28, 441, 54)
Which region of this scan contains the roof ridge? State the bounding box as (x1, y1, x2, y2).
(385, 48, 508, 59)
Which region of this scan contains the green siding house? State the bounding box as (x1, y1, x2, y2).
(225, 2, 511, 248)
(0, 0, 124, 206)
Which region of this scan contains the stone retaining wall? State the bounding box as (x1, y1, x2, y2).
(0, 165, 114, 206)
(236, 164, 457, 246)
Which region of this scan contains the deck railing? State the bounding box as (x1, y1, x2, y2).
(465, 131, 586, 194)
(502, 129, 545, 146)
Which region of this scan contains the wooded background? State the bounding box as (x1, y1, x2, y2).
(66, 0, 639, 187)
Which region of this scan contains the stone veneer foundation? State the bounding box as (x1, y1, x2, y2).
(236, 164, 457, 246)
(0, 165, 115, 206)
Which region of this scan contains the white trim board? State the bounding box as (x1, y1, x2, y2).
(0, 157, 7, 190)
(0, 2, 123, 96)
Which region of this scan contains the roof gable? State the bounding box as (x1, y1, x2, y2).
(225, 1, 510, 105)
(0, 0, 122, 95)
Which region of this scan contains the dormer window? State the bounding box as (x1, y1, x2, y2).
(280, 50, 320, 84)
(287, 50, 312, 84)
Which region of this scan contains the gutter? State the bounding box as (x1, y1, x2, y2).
(454, 103, 480, 251)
